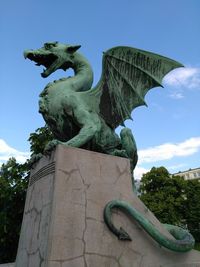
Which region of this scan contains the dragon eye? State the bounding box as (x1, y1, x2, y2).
(44, 42, 57, 49)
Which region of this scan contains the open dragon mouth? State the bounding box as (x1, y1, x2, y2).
(24, 52, 58, 77)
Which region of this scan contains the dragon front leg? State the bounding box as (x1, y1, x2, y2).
(44, 123, 100, 153)
(65, 123, 99, 147)
(44, 107, 102, 152)
(60, 106, 102, 148)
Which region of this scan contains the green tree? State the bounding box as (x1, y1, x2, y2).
(139, 167, 187, 225)
(185, 179, 200, 242)
(0, 158, 29, 263)
(28, 125, 53, 156)
(0, 125, 53, 263)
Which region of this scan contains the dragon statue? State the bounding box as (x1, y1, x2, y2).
(24, 41, 195, 252)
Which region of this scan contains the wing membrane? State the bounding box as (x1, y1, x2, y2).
(89, 46, 183, 129)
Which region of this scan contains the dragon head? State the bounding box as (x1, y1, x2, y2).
(24, 42, 81, 78)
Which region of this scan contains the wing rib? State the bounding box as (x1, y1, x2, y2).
(87, 46, 183, 129)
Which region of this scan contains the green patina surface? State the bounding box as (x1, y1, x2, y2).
(24, 41, 182, 174)
(24, 41, 194, 252)
(104, 200, 195, 252)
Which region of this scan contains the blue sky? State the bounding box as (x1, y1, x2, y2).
(0, 0, 200, 179)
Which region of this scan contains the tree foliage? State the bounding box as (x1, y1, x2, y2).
(0, 158, 29, 263)
(0, 125, 53, 263)
(28, 125, 53, 156)
(140, 167, 187, 225)
(185, 179, 200, 242)
(139, 166, 200, 246)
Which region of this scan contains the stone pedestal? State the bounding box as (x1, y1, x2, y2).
(15, 145, 200, 267)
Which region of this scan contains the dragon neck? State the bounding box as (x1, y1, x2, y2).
(70, 52, 93, 92)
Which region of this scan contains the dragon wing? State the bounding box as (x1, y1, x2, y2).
(88, 46, 183, 129)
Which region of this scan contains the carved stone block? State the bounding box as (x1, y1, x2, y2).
(15, 145, 200, 266)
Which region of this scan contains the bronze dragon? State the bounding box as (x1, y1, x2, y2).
(24, 42, 194, 252)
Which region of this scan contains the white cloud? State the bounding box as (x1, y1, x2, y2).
(134, 137, 200, 179)
(0, 139, 30, 166)
(138, 137, 200, 165)
(169, 92, 184, 99)
(134, 166, 149, 180)
(164, 67, 200, 89)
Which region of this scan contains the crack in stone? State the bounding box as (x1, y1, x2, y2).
(27, 184, 35, 208)
(58, 168, 79, 180)
(39, 249, 44, 267)
(24, 247, 44, 267)
(75, 165, 89, 267)
(25, 206, 40, 216)
(75, 164, 91, 188)
(23, 202, 51, 262)
(48, 255, 84, 264)
(117, 249, 125, 265)
(114, 162, 130, 185)
(25, 202, 50, 215)
(86, 216, 104, 224)
(85, 252, 122, 267)
(117, 245, 144, 267)
(37, 210, 42, 240)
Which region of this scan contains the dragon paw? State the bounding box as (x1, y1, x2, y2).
(44, 139, 61, 154)
(111, 149, 128, 158)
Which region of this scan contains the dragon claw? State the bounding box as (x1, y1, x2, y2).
(44, 139, 60, 153)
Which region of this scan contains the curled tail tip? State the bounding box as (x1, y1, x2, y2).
(119, 227, 132, 241)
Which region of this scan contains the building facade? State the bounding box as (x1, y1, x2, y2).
(173, 167, 200, 180)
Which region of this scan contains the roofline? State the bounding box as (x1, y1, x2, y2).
(172, 167, 200, 175)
